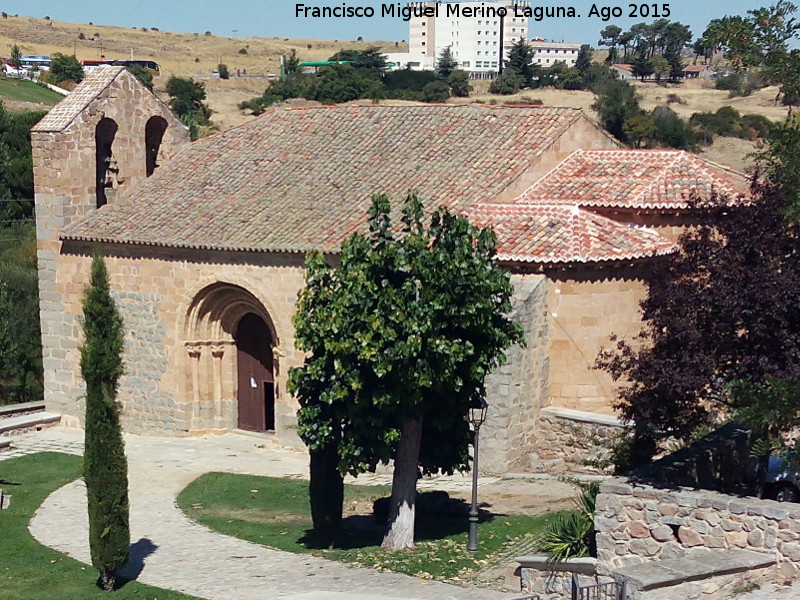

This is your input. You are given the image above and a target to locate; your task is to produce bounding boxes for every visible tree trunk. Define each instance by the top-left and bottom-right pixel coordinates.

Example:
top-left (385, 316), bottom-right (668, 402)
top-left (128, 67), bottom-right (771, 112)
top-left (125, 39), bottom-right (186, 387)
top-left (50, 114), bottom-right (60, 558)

top-left (100, 568), bottom-right (115, 592)
top-left (756, 454), bottom-right (769, 499)
top-left (309, 442), bottom-right (344, 549)
top-left (381, 417), bottom-right (423, 551)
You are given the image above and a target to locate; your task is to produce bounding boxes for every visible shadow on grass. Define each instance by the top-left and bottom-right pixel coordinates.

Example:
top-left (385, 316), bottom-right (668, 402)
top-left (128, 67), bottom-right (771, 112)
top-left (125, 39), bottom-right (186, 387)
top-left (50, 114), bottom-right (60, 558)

top-left (297, 495), bottom-right (500, 550)
top-left (115, 538), bottom-right (159, 588)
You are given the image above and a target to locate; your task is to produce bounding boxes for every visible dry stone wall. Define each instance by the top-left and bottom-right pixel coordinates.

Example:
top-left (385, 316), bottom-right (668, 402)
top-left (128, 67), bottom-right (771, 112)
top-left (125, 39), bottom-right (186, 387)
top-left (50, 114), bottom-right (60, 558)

top-left (533, 407), bottom-right (623, 472)
top-left (596, 479), bottom-right (800, 579)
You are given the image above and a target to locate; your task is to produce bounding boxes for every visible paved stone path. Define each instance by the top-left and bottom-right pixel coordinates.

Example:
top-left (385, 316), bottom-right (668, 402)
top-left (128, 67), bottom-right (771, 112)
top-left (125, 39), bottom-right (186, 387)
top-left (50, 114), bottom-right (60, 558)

top-left (17, 427), bottom-right (523, 600)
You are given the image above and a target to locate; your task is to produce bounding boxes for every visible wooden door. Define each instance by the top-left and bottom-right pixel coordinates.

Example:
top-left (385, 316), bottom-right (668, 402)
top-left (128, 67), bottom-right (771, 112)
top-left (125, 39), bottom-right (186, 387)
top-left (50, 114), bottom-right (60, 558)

top-left (236, 313), bottom-right (275, 432)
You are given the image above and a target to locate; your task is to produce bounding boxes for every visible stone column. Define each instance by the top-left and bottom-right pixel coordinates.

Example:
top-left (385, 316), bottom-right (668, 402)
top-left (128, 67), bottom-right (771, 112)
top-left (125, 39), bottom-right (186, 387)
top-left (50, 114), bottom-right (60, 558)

top-left (187, 343), bottom-right (202, 430)
top-left (211, 343), bottom-right (226, 429)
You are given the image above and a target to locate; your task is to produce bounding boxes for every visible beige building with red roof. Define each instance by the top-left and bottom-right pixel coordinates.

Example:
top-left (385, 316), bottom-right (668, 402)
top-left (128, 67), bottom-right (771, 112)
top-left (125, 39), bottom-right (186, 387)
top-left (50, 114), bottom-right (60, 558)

top-left (33, 68), bottom-right (748, 473)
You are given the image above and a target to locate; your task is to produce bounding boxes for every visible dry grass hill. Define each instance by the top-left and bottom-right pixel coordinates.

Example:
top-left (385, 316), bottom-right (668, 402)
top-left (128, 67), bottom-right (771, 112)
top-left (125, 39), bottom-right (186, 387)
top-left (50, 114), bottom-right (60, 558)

top-left (1, 13), bottom-right (792, 172)
top-left (0, 14), bottom-right (405, 77)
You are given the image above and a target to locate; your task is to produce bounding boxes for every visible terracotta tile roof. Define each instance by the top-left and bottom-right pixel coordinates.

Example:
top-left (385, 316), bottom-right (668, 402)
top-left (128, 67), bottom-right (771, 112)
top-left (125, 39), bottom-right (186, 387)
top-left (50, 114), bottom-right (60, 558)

top-left (682, 64), bottom-right (710, 73)
top-left (32, 66), bottom-right (126, 133)
top-left (62, 104), bottom-right (588, 254)
top-left (612, 64), bottom-right (635, 73)
top-left (465, 203), bottom-right (677, 263)
top-left (517, 149), bottom-right (749, 210)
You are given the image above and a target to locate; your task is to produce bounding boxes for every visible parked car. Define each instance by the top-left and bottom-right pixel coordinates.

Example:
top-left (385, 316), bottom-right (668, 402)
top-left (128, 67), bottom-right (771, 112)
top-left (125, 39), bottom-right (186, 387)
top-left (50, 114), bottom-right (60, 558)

top-left (763, 456), bottom-right (800, 502)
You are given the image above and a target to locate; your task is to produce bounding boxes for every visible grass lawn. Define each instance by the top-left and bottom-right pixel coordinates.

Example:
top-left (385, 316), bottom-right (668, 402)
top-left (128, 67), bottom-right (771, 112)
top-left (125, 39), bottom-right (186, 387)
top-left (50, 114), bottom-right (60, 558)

top-left (0, 78), bottom-right (62, 105)
top-left (178, 472), bottom-right (557, 583)
top-left (0, 452), bottom-right (200, 600)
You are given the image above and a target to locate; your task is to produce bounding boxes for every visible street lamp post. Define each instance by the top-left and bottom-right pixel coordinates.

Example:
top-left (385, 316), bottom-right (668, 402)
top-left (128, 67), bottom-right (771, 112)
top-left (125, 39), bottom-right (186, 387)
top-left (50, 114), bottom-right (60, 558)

top-left (467, 396), bottom-right (488, 553)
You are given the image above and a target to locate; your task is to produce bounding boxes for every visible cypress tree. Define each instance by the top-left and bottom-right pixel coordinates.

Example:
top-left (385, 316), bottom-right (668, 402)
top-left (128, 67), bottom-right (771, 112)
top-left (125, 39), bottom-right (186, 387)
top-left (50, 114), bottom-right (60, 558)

top-left (81, 253), bottom-right (129, 591)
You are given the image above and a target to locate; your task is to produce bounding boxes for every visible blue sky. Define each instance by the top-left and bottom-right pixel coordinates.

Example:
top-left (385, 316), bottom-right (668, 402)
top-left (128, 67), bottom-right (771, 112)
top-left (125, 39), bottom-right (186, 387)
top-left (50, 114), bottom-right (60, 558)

top-left (2, 1), bottom-right (763, 44)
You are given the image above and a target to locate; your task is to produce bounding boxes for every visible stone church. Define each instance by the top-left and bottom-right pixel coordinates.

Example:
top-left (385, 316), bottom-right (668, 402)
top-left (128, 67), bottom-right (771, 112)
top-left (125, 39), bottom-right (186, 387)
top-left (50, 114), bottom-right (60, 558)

top-left (33, 67), bottom-right (748, 473)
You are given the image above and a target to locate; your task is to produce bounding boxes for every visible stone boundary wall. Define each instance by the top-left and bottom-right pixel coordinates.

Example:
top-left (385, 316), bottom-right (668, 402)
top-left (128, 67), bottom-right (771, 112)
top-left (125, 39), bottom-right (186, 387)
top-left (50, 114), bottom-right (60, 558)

top-left (516, 555), bottom-right (612, 599)
top-left (533, 407), bottom-right (623, 472)
top-left (595, 479), bottom-right (800, 579)
top-left (631, 423), bottom-right (752, 491)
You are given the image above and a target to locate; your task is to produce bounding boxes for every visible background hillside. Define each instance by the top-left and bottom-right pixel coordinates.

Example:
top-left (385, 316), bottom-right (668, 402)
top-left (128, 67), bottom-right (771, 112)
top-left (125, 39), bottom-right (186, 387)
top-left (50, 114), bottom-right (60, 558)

top-left (0, 14), bottom-right (405, 77)
top-left (1, 13), bottom-right (793, 171)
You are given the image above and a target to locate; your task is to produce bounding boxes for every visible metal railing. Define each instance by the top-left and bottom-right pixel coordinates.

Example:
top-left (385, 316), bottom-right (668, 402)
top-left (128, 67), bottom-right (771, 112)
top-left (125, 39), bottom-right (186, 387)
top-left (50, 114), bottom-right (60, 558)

top-left (572, 574), bottom-right (627, 600)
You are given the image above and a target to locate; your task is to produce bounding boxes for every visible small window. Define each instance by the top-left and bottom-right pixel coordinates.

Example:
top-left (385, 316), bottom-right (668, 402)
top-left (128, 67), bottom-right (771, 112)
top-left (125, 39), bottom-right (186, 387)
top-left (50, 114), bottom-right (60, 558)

top-left (463, 61), bottom-right (470, 67)
top-left (422, 31), bottom-right (425, 36)
top-left (421, 41), bottom-right (426, 46)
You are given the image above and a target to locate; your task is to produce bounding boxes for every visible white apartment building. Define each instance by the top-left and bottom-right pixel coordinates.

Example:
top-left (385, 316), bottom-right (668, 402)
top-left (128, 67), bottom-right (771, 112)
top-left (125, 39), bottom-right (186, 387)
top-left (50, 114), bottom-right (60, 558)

top-left (529, 39), bottom-right (582, 67)
top-left (386, 0), bottom-right (530, 76)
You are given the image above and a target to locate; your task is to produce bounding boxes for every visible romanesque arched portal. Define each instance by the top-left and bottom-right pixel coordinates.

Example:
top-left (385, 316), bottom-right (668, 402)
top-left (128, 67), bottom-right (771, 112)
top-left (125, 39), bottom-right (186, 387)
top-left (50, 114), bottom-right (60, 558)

top-left (182, 282), bottom-right (279, 433)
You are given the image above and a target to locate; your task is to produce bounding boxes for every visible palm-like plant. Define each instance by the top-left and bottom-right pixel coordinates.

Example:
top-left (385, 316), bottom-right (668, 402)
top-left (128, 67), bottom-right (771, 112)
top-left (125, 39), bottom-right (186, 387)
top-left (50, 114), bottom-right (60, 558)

top-left (538, 481), bottom-right (600, 562)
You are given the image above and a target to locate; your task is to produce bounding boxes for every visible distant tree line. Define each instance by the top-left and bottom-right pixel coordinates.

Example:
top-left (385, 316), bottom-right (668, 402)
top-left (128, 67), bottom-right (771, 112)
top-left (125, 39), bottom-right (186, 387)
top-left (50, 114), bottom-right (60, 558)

top-left (238, 47), bottom-right (472, 115)
top-left (0, 102), bottom-right (45, 405)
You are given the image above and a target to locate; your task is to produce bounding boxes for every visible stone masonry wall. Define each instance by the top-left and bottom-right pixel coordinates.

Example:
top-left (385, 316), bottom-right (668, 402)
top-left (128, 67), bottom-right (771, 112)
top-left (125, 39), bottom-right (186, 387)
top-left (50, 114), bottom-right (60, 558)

top-left (51, 243), bottom-right (308, 442)
top-left (544, 264), bottom-right (650, 416)
top-left (33, 69), bottom-right (189, 432)
top-left (482, 274), bottom-right (549, 474)
top-left (595, 479), bottom-right (800, 580)
top-left (534, 407), bottom-right (623, 472)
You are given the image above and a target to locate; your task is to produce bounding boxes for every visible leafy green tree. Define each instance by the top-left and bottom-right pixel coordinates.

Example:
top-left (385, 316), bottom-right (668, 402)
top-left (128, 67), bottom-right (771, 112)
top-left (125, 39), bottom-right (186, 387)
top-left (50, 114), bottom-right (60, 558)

top-left (289, 193), bottom-right (523, 551)
top-left (125, 64), bottom-right (153, 90)
top-left (419, 79), bottom-right (450, 102)
top-left (81, 253), bottom-right (129, 591)
top-left (599, 25), bottom-right (623, 62)
top-left (307, 63), bottom-right (384, 104)
top-left (217, 63), bottom-right (230, 79)
top-left (582, 62), bottom-right (617, 91)
top-left (165, 76), bottom-right (212, 124)
top-left (436, 46), bottom-right (458, 79)
top-left (50, 53), bottom-right (84, 83)
top-left (505, 38), bottom-right (536, 86)
top-left (446, 69), bottom-right (472, 97)
top-left (631, 54), bottom-right (654, 80)
top-left (9, 44), bottom-right (21, 69)
top-left (623, 113), bottom-right (656, 148)
top-left (283, 49), bottom-right (301, 75)
top-left (597, 183), bottom-right (800, 468)
top-left (650, 106), bottom-right (698, 150)
top-left (0, 106), bottom-right (46, 210)
top-left (490, 67), bottom-right (525, 94)
top-left (651, 55), bottom-right (670, 82)
top-left (754, 115), bottom-right (800, 219)
top-left (329, 47), bottom-right (388, 78)
top-left (0, 223), bottom-right (42, 405)
top-left (591, 79), bottom-right (643, 142)
top-left (575, 44), bottom-right (593, 73)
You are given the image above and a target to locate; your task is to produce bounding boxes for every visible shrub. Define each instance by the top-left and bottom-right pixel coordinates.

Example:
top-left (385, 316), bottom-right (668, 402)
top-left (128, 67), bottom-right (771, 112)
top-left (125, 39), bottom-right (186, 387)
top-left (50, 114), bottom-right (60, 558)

top-left (217, 63), bottom-right (230, 79)
top-left (127, 64), bottom-right (153, 90)
top-left (420, 79), bottom-right (451, 103)
top-left (489, 68), bottom-right (524, 95)
top-left (49, 53), bottom-right (85, 83)
top-left (238, 47), bottom-right (248, 55)
top-left (446, 69), bottom-right (472, 97)
top-left (651, 106), bottom-right (698, 151)
top-left (538, 481), bottom-right (599, 561)
top-left (666, 93), bottom-right (686, 105)
top-left (78, 32), bottom-right (85, 40)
